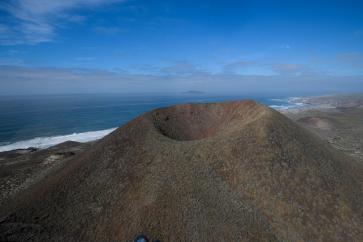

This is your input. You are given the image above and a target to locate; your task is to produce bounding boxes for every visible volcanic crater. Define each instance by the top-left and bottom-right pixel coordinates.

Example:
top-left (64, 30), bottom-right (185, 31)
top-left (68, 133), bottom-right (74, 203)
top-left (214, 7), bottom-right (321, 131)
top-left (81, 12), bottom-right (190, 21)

top-left (150, 100), bottom-right (265, 141)
top-left (0, 100), bottom-right (362, 242)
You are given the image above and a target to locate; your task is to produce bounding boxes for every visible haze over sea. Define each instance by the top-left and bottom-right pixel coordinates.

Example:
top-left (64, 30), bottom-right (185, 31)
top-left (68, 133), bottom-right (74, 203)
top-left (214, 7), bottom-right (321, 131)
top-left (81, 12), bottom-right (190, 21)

top-left (0, 93), bottom-right (305, 152)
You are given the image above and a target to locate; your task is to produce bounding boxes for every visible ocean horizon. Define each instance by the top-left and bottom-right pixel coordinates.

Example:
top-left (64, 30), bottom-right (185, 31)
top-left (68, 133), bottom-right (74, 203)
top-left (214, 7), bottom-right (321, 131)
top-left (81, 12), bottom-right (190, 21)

top-left (0, 93), bottom-right (307, 152)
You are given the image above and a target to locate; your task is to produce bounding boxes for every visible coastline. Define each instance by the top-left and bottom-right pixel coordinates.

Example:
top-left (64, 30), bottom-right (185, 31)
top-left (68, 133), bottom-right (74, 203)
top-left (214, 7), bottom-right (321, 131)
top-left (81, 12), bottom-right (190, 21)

top-left (1, 94), bottom-right (363, 236)
top-left (282, 94), bottom-right (363, 162)
top-left (1, 93), bottom-right (362, 153)
top-left (1, 97), bottom-right (301, 152)
top-left (0, 127), bottom-right (116, 153)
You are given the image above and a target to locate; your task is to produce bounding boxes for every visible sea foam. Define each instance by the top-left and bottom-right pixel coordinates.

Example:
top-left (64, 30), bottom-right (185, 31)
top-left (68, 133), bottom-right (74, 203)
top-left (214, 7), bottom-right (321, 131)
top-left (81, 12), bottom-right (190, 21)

top-left (269, 97), bottom-right (307, 110)
top-left (0, 97), bottom-right (309, 152)
top-left (0, 128), bottom-right (116, 152)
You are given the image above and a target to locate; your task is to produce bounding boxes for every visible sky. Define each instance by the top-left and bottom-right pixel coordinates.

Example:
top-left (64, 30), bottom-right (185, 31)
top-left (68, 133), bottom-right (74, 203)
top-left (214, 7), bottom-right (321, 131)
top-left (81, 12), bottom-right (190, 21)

top-left (0, 0), bottom-right (363, 96)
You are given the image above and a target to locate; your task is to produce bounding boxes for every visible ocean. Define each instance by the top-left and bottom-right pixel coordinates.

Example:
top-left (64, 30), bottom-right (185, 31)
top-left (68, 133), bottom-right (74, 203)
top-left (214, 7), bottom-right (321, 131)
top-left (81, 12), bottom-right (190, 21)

top-left (0, 93), bottom-right (306, 152)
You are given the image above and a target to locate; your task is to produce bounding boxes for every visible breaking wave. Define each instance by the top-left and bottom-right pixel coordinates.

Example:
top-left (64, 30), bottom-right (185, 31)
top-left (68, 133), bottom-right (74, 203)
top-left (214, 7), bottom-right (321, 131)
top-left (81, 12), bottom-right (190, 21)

top-left (0, 128), bottom-right (116, 152)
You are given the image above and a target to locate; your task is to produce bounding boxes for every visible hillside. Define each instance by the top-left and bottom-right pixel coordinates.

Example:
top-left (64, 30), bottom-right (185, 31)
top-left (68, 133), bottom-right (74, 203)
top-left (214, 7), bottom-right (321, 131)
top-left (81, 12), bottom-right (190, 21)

top-left (1, 100), bottom-right (362, 241)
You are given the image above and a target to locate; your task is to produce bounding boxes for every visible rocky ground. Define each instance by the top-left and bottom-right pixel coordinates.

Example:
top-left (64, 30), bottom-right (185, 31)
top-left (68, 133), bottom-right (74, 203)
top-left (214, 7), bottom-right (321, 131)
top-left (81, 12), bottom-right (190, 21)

top-left (0, 95), bottom-right (362, 241)
top-left (283, 94), bottom-right (363, 162)
top-left (0, 141), bottom-right (91, 207)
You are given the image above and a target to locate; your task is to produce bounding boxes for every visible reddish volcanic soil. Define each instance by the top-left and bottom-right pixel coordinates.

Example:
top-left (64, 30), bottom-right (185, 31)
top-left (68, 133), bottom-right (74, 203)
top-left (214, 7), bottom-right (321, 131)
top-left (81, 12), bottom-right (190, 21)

top-left (0, 100), bottom-right (362, 241)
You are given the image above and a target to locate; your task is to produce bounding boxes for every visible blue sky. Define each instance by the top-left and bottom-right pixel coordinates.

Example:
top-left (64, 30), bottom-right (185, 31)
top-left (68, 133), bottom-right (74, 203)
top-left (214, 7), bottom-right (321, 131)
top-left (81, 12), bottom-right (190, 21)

top-left (0, 0), bottom-right (363, 95)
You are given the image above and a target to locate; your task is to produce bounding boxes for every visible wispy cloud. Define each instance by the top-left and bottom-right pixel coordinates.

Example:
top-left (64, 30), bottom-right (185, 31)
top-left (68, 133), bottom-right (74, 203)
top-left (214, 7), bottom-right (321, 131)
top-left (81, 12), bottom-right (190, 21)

top-left (221, 60), bottom-right (306, 75)
top-left (337, 52), bottom-right (363, 67)
top-left (271, 63), bottom-right (307, 75)
top-left (0, 0), bottom-right (125, 45)
top-left (0, 57), bottom-right (23, 65)
top-left (1, 65), bottom-right (363, 95)
top-left (222, 60), bottom-right (254, 73)
top-left (160, 61), bottom-right (205, 76)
